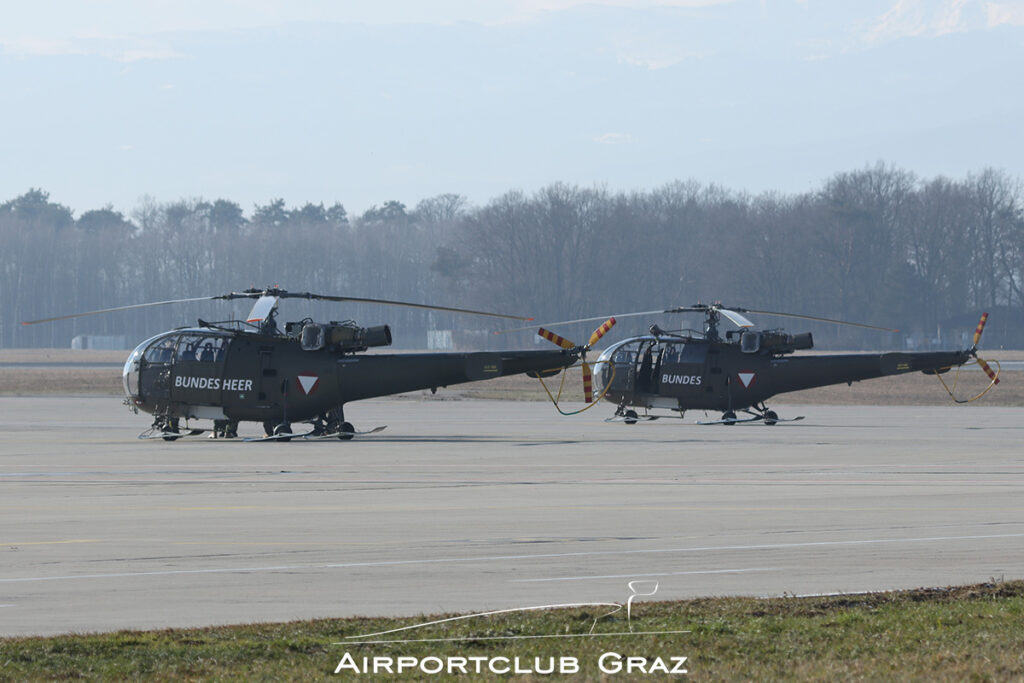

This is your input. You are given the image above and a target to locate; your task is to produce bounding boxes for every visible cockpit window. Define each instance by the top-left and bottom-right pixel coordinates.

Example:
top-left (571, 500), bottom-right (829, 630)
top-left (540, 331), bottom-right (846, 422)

top-left (612, 348), bottom-right (637, 364)
top-left (177, 334), bottom-right (227, 362)
top-left (198, 336), bottom-right (227, 362)
top-left (143, 336), bottom-right (176, 364)
top-left (177, 335), bottom-right (201, 361)
top-left (677, 344), bottom-right (707, 364)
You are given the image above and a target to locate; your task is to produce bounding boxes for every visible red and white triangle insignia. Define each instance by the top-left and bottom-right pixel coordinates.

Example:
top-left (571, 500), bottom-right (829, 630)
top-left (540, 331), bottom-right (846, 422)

top-left (737, 372), bottom-right (756, 389)
top-left (297, 375), bottom-right (319, 395)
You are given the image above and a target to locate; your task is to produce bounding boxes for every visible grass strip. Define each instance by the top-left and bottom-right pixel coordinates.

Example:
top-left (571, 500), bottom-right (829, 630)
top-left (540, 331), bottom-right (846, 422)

top-left (2, 581), bottom-right (1023, 680)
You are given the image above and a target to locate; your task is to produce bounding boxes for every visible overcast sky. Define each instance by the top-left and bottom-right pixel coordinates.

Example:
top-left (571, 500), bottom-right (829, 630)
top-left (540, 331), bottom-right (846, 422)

top-left (2, 0), bottom-right (1023, 218)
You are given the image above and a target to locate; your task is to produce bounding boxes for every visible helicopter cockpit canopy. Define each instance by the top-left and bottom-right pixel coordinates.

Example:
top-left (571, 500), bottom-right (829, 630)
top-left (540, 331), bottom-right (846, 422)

top-left (123, 329), bottom-right (232, 398)
top-left (176, 333), bottom-right (228, 362)
top-left (133, 330), bottom-right (229, 365)
top-left (593, 336), bottom-right (709, 397)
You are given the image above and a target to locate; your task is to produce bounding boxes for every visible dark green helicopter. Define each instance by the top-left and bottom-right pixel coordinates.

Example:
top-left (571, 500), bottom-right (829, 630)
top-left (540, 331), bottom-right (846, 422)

top-left (22, 287), bottom-right (583, 440)
top-left (521, 304), bottom-right (1000, 425)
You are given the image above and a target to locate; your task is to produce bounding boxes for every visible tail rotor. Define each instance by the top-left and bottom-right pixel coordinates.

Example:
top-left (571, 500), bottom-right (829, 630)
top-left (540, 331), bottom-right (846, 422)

top-left (935, 312), bottom-right (1001, 403)
top-left (971, 312), bottom-right (1000, 387)
top-left (536, 317), bottom-right (616, 412)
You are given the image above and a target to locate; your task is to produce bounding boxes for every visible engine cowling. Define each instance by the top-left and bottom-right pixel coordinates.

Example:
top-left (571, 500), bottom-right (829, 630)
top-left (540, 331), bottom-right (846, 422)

top-left (300, 322), bottom-right (393, 352)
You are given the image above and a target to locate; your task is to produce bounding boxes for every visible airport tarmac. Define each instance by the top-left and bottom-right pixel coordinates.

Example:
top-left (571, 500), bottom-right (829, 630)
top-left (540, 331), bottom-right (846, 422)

top-left (1, 396), bottom-right (1023, 637)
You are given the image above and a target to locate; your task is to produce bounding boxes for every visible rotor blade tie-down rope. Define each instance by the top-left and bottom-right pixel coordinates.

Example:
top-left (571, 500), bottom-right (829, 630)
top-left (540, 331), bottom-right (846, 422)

top-left (933, 358), bottom-right (1001, 404)
top-left (536, 362), bottom-right (617, 416)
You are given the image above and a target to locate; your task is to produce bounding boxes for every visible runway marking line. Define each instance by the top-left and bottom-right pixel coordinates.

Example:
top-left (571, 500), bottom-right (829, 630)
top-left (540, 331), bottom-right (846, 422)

top-left (2, 532), bottom-right (1023, 585)
top-left (341, 630), bottom-right (694, 645)
top-left (1, 539), bottom-right (98, 546)
top-left (514, 567), bottom-right (783, 583)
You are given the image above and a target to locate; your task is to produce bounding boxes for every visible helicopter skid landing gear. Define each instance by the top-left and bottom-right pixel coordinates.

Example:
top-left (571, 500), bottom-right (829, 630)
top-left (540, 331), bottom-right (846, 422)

top-left (749, 402), bottom-right (804, 425)
top-left (137, 415), bottom-right (181, 440)
top-left (320, 407), bottom-right (355, 440)
top-left (608, 406), bottom-right (642, 424)
top-left (245, 422), bottom-right (297, 442)
top-left (698, 404), bottom-right (804, 425)
top-left (302, 424), bottom-right (387, 440)
top-left (299, 408), bottom-right (387, 440)
top-left (606, 404), bottom-right (677, 424)
top-left (137, 416), bottom-right (206, 440)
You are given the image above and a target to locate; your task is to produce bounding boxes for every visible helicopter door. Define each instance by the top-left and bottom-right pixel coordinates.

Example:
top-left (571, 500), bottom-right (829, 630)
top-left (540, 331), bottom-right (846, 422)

top-left (635, 341), bottom-right (660, 394)
top-left (170, 334), bottom-right (228, 406)
top-left (657, 342), bottom-right (708, 398)
top-left (605, 345), bottom-right (637, 393)
top-left (256, 346), bottom-right (280, 405)
top-left (138, 334), bottom-right (177, 404)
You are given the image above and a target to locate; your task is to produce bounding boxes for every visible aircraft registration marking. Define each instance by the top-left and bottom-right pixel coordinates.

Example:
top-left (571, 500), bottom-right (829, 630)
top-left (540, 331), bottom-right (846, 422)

top-left (661, 374), bottom-right (702, 386)
top-left (174, 376), bottom-right (253, 391)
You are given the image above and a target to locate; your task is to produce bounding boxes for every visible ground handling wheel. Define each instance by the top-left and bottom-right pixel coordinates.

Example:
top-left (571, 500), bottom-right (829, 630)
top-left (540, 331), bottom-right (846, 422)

top-left (273, 423), bottom-right (293, 442)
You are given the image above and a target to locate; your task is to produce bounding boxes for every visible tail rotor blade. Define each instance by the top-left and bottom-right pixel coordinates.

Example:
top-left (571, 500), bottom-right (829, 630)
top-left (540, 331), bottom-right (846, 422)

top-left (977, 356), bottom-right (1000, 385)
top-left (587, 317), bottom-right (617, 348)
top-left (581, 361), bottom-right (593, 403)
top-left (538, 327), bottom-right (577, 350)
top-left (973, 312), bottom-right (990, 347)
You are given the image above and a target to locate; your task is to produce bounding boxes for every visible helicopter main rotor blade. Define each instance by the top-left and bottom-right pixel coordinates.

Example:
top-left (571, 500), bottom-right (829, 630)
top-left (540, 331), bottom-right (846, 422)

top-left (23, 288), bottom-right (532, 325)
top-left (734, 308), bottom-right (899, 332)
top-left (279, 292), bottom-right (532, 321)
top-left (504, 303), bottom-right (898, 335)
top-left (20, 296), bottom-right (224, 325)
top-left (499, 309), bottom-right (666, 334)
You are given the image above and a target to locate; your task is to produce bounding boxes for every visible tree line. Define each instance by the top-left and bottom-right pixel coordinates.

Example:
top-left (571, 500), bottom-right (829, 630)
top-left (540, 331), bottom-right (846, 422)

top-left (2, 163), bottom-right (1021, 351)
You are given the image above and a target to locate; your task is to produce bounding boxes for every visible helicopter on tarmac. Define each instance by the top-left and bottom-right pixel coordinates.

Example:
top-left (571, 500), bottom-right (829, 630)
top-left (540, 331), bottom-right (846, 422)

top-left (22, 287), bottom-right (586, 441)
top-left (522, 303), bottom-right (1000, 425)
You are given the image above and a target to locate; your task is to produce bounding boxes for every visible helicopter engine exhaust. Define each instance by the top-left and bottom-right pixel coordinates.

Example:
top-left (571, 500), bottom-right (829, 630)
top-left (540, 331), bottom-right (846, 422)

top-left (360, 325), bottom-right (393, 348)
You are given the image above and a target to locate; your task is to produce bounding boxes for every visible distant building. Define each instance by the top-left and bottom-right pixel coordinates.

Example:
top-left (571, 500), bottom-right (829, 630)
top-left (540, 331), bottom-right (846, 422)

top-left (71, 335), bottom-right (127, 350)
